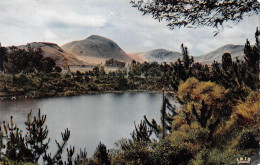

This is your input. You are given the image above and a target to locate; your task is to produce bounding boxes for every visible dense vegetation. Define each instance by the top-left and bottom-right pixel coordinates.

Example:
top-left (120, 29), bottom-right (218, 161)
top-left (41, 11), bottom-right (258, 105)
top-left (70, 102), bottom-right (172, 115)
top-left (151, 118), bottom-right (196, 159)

top-left (0, 29), bottom-right (259, 164)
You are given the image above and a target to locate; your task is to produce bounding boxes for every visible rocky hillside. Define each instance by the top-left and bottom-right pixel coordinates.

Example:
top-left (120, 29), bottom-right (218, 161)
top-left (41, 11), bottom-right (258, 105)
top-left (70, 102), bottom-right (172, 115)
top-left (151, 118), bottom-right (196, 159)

top-left (129, 49), bottom-right (182, 63)
top-left (62, 35), bottom-right (133, 65)
top-left (195, 44), bottom-right (244, 64)
top-left (16, 42), bottom-right (85, 66)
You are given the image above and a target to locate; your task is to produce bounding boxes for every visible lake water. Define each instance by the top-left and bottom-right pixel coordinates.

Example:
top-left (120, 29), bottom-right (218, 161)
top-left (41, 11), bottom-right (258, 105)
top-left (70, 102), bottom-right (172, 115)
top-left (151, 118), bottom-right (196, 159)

top-left (0, 92), bottom-right (163, 158)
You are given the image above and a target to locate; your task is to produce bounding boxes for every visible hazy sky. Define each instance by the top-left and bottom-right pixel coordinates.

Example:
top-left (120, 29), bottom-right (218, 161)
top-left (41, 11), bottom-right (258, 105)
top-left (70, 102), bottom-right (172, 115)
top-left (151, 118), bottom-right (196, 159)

top-left (0, 0), bottom-right (259, 56)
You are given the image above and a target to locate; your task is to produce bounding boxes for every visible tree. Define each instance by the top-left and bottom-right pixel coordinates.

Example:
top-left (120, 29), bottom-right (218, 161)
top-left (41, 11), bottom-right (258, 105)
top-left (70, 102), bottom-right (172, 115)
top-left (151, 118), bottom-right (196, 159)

top-left (40, 57), bottom-right (56, 73)
top-left (131, 120), bottom-right (152, 142)
top-left (222, 53), bottom-right (232, 71)
top-left (170, 44), bottom-right (194, 92)
top-left (1, 45), bottom-right (56, 74)
top-left (0, 110), bottom-right (73, 164)
top-left (243, 28), bottom-right (260, 90)
top-left (93, 142), bottom-right (110, 165)
top-left (93, 66), bottom-right (100, 77)
top-left (211, 29), bottom-right (260, 100)
top-left (0, 43), bottom-right (7, 71)
top-left (175, 78), bottom-right (230, 140)
top-left (131, 0), bottom-right (260, 32)
top-left (25, 110), bottom-right (49, 163)
top-left (144, 90), bottom-right (178, 139)
top-left (3, 116), bottom-right (34, 162)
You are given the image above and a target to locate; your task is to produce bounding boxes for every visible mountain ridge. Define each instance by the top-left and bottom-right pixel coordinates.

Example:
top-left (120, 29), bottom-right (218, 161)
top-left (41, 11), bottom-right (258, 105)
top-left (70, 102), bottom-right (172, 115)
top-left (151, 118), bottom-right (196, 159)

top-left (195, 44), bottom-right (244, 64)
top-left (5, 35), bottom-right (245, 66)
top-left (128, 48), bottom-right (182, 63)
top-left (11, 42), bottom-right (86, 66)
top-left (62, 35), bottom-right (133, 65)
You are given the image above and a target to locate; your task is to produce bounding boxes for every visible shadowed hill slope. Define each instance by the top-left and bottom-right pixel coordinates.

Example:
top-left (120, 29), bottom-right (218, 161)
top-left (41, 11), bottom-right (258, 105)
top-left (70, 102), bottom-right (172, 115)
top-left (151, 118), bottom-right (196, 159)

top-left (17, 42), bottom-right (86, 66)
top-left (62, 35), bottom-right (133, 65)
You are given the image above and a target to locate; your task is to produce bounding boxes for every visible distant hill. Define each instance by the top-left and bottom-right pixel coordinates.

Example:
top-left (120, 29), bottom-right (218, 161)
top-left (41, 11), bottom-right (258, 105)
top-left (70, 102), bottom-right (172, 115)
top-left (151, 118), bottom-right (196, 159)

top-left (195, 44), bottom-right (244, 64)
top-left (129, 45), bottom-right (245, 65)
top-left (9, 40), bottom-right (245, 67)
top-left (62, 35), bottom-right (133, 65)
top-left (16, 42), bottom-right (85, 66)
top-left (128, 49), bottom-right (182, 63)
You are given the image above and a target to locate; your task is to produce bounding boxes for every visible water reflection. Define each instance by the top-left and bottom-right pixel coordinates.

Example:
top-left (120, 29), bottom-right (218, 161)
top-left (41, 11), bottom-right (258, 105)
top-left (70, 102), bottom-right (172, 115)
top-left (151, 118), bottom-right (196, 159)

top-left (0, 93), bottom-right (162, 157)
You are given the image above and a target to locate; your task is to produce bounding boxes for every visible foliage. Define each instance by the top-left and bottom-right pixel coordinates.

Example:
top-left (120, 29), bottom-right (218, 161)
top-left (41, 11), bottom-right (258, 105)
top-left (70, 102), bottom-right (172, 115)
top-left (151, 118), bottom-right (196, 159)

top-left (0, 158), bottom-right (37, 165)
top-left (144, 91), bottom-right (178, 139)
top-left (191, 148), bottom-right (240, 165)
top-left (25, 110), bottom-right (49, 162)
top-left (1, 45), bottom-right (56, 74)
top-left (130, 0), bottom-right (260, 32)
top-left (169, 44), bottom-right (194, 92)
top-left (93, 142), bottom-right (110, 165)
top-left (0, 110), bottom-right (74, 165)
top-left (232, 91), bottom-right (260, 128)
top-left (131, 120), bottom-right (152, 142)
top-left (74, 149), bottom-right (88, 165)
top-left (2, 116), bottom-right (34, 162)
top-left (170, 122), bottom-right (208, 163)
top-left (0, 43), bottom-right (7, 71)
top-left (211, 28), bottom-right (259, 100)
top-left (112, 139), bottom-right (152, 165)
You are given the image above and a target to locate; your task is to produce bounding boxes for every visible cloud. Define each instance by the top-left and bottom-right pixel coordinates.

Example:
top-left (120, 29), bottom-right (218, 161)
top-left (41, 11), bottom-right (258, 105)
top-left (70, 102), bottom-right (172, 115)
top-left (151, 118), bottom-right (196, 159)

top-left (45, 30), bottom-right (57, 40)
top-left (141, 40), bottom-right (156, 48)
top-left (0, 0), bottom-right (259, 56)
top-left (52, 12), bottom-right (107, 28)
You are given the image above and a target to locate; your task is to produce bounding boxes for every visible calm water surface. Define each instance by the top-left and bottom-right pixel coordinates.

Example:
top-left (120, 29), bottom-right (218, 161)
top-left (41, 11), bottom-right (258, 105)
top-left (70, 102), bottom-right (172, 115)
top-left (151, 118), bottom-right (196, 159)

top-left (0, 92), bottom-right (162, 157)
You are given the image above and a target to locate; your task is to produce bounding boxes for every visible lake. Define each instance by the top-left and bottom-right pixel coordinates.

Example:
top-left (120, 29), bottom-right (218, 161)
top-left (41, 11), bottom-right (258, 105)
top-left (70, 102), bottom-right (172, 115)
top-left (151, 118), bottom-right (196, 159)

top-left (0, 92), bottom-right (163, 158)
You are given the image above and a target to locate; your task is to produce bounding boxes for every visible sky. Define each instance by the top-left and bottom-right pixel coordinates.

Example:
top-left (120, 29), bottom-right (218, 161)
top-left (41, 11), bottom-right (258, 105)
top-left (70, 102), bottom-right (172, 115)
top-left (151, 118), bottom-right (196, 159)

top-left (0, 0), bottom-right (259, 56)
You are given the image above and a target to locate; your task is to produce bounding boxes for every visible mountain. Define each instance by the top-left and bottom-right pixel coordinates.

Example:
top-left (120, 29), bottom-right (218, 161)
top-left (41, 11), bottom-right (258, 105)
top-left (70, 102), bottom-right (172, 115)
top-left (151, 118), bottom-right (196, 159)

top-left (62, 35), bottom-right (133, 65)
top-left (10, 40), bottom-right (245, 67)
top-left (129, 44), bottom-right (244, 65)
top-left (16, 42), bottom-right (85, 66)
top-left (195, 44), bottom-right (244, 64)
top-left (128, 49), bottom-right (182, 63)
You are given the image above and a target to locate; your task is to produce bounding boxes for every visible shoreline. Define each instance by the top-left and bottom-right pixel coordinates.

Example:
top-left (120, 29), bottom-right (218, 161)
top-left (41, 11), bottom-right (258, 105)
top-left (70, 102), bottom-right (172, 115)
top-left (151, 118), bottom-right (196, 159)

top-left (0, 89), bottom-right (162, 101)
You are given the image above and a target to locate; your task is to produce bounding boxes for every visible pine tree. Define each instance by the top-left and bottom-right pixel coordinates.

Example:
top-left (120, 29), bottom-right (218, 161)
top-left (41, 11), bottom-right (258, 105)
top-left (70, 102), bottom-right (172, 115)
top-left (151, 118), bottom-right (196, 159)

top-left (66, 146), bottom-right (75, 165)
top-left (74, 148), bottom-right (88, 164)
top-left (43, 128), bottom-right (71, 164)
top-left (131, 120), bottom-right (152, 142)
top-left (211, 29), bottom-right (260, 102)
top-left (93, 142), bottom-right (110, 165)
top-left (243, 27), bottom-right (260, 90)
top-left (25, 109), bottom-right (49, 163)
top-left (3, 116), bottom-right (34, 162)
top-left (170, 44), bottom-right (194, 92)
top-left (0, 110), bottom-right (73, 164)
top-left (144, 91), bottom-right (178, 139)
top-left (222, 53), bottom-right (233, 71)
